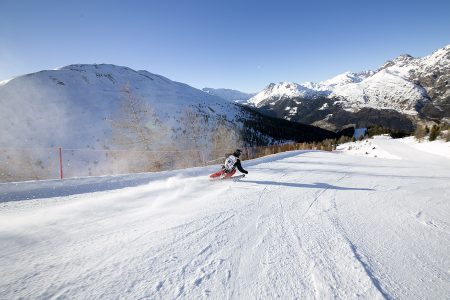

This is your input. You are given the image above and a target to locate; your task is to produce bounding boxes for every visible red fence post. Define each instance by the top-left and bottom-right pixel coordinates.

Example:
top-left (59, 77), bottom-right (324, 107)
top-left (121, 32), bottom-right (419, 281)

top-left (59, 147), bottom-right (63, 180)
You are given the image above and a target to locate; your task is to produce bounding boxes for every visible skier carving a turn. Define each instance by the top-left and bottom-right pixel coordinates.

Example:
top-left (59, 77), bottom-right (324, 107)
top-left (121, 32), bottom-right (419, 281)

top-left (209, 149), bottom-right (248, 180)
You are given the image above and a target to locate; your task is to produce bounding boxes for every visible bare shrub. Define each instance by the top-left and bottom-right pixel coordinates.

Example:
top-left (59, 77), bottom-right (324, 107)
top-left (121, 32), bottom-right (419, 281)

top-left (110, 85), bottom-right (171, 173)
top-left (414, 125), bottom-right (427, 142)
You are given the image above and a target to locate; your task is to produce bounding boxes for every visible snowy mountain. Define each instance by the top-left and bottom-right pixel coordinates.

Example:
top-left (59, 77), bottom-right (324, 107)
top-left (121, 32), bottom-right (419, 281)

top-left (330, 68), bottom-right (428, 114)
top-left (303, 70), bottom-right (374, 91)
top-left (247, 82), bottom-right (329, 107)
top-left (378, 45), bottom-right (450, 119)
top-left (246, 45), bottom-right (450, 130)
top-left (202, 87), bottom-right (255, 103)
top-left (0, 64), bottom-right (342, 181)
top-left (0, 64), bottom-right (238, 149)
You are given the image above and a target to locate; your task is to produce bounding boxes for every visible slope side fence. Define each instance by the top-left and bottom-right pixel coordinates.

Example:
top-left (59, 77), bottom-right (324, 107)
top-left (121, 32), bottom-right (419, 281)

top-left (0, 142), bottom-right (335, 183)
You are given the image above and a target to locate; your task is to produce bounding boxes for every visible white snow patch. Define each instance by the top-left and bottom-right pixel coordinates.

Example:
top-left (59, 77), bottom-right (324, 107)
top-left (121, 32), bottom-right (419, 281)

top-left (398, 136), bottom-right (450, 160)
top-left (337, 135), bottom-right (450, 161)
top-left (318, 103), bottom-right (329, 110)
top-left (0, 78), bottom-right (13, 86)
top-left (337, 135), bottom-right (402, 159)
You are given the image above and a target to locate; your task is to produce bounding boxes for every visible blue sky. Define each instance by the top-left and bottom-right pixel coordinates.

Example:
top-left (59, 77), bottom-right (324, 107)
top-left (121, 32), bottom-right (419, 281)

top-left (1, 0), bottom-right (449, 92)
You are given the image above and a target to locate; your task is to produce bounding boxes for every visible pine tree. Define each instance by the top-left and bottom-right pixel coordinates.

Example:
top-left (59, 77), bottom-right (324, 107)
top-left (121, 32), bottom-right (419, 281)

top-left (429, 125), bottom-right (440, 141)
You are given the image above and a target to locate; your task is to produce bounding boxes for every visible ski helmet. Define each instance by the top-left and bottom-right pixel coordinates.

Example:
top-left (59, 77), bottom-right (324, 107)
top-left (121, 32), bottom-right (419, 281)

top-left (233, 149), bottom-right (242, 157)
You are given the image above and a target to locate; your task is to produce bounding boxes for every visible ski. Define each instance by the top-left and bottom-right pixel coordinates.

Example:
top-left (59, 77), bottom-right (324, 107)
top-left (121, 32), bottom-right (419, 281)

top-left (220, 174), bottom-right (246, 181)
top-left (229, 174), bottom-right (246, 181)
top-left (209, 174), bottom-right (246, 181)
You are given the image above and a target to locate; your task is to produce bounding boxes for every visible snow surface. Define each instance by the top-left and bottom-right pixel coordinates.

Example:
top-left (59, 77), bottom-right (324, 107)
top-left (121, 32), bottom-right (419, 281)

top-left (398, 136), bottom-right (450, 160)
top-left (1, 139), bottom-right (449, 299)
top-left (337, 136), bottom-right (402, 159)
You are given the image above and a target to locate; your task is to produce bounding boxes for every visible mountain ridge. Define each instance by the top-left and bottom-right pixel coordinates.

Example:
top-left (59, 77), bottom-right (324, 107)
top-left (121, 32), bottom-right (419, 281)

top-left (202, 87), bottom-right (255, 104)
top-left (244, 44), bottom-right (449, 130)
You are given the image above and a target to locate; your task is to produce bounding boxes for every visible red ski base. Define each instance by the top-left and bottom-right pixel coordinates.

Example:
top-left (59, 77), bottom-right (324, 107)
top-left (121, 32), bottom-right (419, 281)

top-left (209, 169), bottom-right (236, 179)
top-left (209, 174), bottom-right (245, 181)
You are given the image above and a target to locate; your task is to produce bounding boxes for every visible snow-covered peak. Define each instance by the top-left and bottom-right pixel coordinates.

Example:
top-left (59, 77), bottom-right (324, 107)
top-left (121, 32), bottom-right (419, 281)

top-left (417, 44), bottom-right (450, 70)
top-left (248, 68), bottom-right (375, 108)
top-left (379, 45), bottom-right (450, 77)
top-left (302, 71), bottom-right (375, 92)
top-left (320, 71), bottom-right (374, 87)
top-left (247, 82), bottom-right (327, 107)
top-left (380, 54), bottom-right (415, 69)
top-left (327, 46), bottom-right (449, 115)
top-left (301, 81), bottom-right (322, 90)
top-left (248, 70), bottom-right (379, 108)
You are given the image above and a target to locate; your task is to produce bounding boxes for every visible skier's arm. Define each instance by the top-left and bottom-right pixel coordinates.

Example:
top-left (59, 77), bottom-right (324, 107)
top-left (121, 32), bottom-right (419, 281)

top-left (234, 159), bottom-right (248, 174)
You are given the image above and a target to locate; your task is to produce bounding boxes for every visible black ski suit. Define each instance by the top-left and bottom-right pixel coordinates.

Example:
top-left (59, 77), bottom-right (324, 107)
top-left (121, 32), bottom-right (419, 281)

top-left (230, 158), bottom-right (247, 173)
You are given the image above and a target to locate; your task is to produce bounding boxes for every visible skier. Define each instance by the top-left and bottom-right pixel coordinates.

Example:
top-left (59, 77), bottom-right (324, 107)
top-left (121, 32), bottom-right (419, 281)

top-left (209, 149), bottom-right (248, 179)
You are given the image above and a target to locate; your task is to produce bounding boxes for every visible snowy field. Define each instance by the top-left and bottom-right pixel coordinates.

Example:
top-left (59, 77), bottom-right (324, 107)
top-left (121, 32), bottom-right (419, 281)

top-left (1, 137), bottom-right (449, 299)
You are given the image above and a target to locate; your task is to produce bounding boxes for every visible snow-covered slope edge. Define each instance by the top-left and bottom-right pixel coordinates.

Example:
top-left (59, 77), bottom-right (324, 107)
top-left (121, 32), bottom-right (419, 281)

top-left (337, 135), bottom-right (450, 160)
top-left (0, 150), bottom-right (302, 202)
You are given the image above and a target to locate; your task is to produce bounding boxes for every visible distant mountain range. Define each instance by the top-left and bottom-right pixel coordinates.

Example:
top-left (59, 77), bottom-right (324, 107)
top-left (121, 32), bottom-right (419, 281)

top-left (202, 87), bottom-right (255, 104)
top-left (239, 45), bottom-right (450, 131)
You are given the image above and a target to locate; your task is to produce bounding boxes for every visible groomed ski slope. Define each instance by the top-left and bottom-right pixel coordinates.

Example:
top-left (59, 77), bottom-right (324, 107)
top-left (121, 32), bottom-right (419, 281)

top-left (1, 137), bottom-right (450, 299)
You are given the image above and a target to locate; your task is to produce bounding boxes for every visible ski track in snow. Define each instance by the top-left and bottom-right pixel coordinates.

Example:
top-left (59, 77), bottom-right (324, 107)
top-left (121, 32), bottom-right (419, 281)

top-left (1, 142), bottom-right (450, 299)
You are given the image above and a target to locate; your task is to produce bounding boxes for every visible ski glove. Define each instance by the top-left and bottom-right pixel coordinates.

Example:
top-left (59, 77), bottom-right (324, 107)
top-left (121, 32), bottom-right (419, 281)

top-left (243, 170), bottom-right (248, 174)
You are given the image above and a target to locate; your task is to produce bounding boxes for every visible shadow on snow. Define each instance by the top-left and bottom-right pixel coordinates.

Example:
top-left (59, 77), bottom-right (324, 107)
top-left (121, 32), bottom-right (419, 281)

top-left (242, 180), bottom-right (374, 191)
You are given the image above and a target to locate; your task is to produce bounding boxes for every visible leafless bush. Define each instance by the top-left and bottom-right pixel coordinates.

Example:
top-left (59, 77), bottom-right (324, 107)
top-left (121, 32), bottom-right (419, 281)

top-left (109, 85), bottom-right (171, 172)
